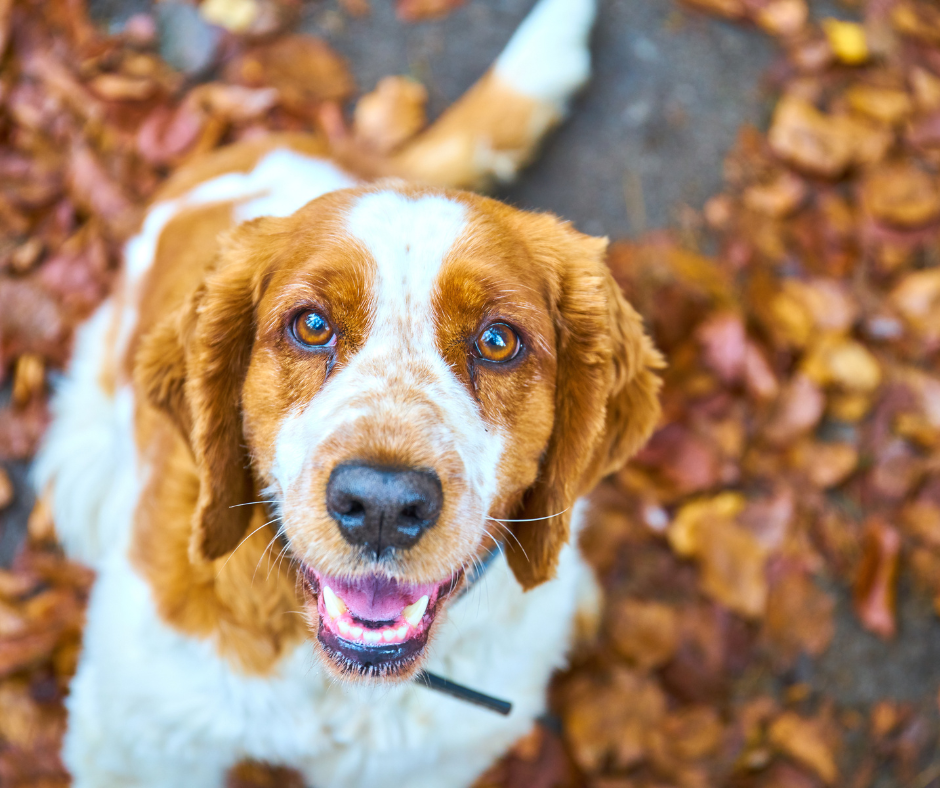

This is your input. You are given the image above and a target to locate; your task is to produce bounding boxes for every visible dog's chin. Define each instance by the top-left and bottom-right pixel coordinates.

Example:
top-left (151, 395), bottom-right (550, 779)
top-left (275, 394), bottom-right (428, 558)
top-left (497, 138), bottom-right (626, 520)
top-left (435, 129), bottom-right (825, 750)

top-left (301, 565), bottom-right (459, 681)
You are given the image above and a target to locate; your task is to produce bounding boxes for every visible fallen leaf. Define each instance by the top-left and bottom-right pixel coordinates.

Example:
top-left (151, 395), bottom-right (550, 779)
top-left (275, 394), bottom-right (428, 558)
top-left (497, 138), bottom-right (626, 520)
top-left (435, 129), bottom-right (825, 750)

top-left (396, 0), bottom-right (467, 22)
top-left (0, 468), bottom-right (12, 510)
top-left (562, 668), bottom-right (667, 771)
top-left (762, 560), bottom-right (835, 666)
top-left (200, 0), bottom-right (260, 33)
top-left (354, 76), bottom-right (428, 154)
top-left (853, 519), bottom-right (901, 639)
top-left (822, 18), bottom-right (869, 64)
top-left (862, 162), bottom-right (940, 228)
top-left (697, 516), bottom-right (769, 619)
top-left (764, 374), bottom-right (826, 445)
top-left (768, 711), bottom-right (840, 784)
top-left (226, 35), bottom-right (354, 112)
top-left (608, 598), bottom-right (679, 670)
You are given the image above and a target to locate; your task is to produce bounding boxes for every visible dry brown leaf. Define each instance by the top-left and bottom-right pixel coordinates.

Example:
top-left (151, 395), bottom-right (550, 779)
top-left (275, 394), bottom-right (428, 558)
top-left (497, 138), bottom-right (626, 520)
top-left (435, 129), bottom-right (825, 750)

top-left (744, 171), bottom-right (807, 217)
top-left (853, 519), bottom-right (901, 639)
top-left (762, 561), bottom-right (834, 665)
top-left (354, 76), bottom-right (428, 154)
top-left (396, 0), bottom-right (467, 22)
top-left (862, 162), bottom-right (940, 228)
top-left (890, 268), bottom-right (940, 341)
top-left (226, 35), bottom-right (354, 111)
top-left (753, 0), bottom-right (808, 37)
top-left (789, 440), bottom-right (858, 488)
top-left (845, 84), bottom-right (912, 125)
top-left (563, 668), bottom-right (667, 772)
top-left (768, 711), bottom-right (839, 784)
top-left (764, 374), bottom-right (826, 445)
top-left (669, 492), bottom-right (746, 557)
top-left (697, 516), bottom-right (769, 619)
top-left (682, 0), bottom-right (745, 18)
top-left (609, 599), bottom-right (679, 670)
top-left (11, 354), bottom-right (44, 407)
top-left (696, 311), bottom-right (746, 383)
top-left (801, 336), bottom-right (881, 393)
top-left (769, 95), bottom-right (890, 177)
top-left (0, 467), bottom-right (13, 510)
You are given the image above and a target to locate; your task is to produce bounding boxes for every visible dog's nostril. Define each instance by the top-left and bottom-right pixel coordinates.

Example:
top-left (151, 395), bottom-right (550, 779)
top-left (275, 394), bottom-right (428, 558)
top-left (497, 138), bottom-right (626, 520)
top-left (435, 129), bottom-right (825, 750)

top-left (326, 464), bottom-right (443, 557)
top-left (343, 500), bottom-right (366, 517)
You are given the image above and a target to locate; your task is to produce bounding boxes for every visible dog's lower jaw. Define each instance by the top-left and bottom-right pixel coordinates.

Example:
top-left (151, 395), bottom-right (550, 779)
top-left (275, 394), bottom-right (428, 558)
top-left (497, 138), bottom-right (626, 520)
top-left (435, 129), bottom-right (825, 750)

top-left (302, 568), bottom-right (460, 682)
top-left (316, 622), bottom-right (431, 681)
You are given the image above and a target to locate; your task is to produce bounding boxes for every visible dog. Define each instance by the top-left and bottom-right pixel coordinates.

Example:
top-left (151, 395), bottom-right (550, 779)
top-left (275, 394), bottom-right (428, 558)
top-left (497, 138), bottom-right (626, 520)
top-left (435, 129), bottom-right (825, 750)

top-left (34, 0), bottom-right (663, 785)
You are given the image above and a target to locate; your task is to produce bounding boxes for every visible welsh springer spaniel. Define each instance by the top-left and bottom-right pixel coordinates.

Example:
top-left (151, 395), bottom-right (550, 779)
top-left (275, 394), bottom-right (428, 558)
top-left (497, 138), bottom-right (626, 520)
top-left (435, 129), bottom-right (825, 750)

top-left (34, 0), bottom-right (663, 785)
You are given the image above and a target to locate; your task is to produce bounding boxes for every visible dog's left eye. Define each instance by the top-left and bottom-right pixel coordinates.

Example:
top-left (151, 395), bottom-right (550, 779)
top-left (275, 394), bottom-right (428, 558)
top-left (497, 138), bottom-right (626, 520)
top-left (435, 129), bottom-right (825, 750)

top-left (293, 310), bottom-right (335, 347)
top-left (474, 323), bottom-right (521, 363)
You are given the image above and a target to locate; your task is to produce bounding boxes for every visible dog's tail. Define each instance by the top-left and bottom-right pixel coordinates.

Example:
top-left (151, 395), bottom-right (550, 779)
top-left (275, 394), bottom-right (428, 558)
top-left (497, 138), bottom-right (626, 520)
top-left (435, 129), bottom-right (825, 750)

top-left (388, 0), bottom-right (597, 190)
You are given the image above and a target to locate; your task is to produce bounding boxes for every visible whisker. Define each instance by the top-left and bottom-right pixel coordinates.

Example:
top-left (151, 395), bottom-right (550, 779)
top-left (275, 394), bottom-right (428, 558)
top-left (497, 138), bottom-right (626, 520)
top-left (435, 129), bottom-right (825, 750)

top-left (487, 507), bottom-right (570, 524)
top-left (228, 499), bottom-right (282, 509)
top-left (252, 522), bottom-right (286, 585)
top-left (488, 520), bottom-right (529, 561)
top-left (216, 516), bottom-right (283, 579)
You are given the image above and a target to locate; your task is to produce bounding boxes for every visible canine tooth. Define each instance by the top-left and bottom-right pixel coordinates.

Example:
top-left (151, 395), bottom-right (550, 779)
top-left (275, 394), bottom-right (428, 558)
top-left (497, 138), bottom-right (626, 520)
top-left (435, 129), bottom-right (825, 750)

top-left (364, 630), bottom-right (382, 644)
top-left (402, 595), bottom-right (429, 627)
top-left (322, 586), bottom-right (347, 619)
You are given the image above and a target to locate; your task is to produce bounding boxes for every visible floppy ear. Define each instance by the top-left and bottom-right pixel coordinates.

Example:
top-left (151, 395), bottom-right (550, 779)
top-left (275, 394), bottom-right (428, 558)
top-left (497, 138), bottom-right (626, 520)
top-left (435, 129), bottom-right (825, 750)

top-left (505, 220), bottom-right (664, 590)
top-left (135, 219), bottom-right (279, 563)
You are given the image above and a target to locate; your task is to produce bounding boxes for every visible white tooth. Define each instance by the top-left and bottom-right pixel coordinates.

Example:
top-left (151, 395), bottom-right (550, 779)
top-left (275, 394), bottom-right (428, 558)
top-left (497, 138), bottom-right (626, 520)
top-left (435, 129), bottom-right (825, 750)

top-left (350, 625), bottom-right (363, 638)
top-left (338, 619), bottom-right (351, 635)
top-left (383, 629), bottom-right (396, 642)
top-left (396, 625), bottom-right (408, 639)
top-left (402, 595), bottom-right (429, 627)
top-left (322, 585), bottom-right (347, 619)
top-left (364, 630), bottom-right (382, 644)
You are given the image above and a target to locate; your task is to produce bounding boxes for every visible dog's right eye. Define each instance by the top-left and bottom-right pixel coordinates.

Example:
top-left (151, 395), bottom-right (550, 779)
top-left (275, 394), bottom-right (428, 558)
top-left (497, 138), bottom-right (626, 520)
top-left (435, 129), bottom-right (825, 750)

top-left (292, 310), bottom-right (335, 347)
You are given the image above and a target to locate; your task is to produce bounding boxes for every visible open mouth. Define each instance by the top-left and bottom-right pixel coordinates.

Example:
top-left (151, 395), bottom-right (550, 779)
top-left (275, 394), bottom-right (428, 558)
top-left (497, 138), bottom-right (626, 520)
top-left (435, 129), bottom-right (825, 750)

top-left (302, 566), bottom-right (459, 678)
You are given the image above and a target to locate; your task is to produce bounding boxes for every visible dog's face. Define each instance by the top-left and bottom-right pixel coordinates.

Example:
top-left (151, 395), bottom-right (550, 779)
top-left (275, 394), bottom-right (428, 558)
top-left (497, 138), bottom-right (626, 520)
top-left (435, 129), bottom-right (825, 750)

top-left (137, 184), bottom-right (662, 681)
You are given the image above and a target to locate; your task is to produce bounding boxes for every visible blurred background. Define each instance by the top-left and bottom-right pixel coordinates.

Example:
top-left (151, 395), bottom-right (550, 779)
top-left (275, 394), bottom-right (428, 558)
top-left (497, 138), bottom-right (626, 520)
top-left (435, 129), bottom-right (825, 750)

top-left (3, 0), bottom-right (940, 786)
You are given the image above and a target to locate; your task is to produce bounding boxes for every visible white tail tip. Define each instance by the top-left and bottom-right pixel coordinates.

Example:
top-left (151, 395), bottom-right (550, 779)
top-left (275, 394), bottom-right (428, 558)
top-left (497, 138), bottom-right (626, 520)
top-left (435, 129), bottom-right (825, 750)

top-left (494, 0), bottom-right (597, 113)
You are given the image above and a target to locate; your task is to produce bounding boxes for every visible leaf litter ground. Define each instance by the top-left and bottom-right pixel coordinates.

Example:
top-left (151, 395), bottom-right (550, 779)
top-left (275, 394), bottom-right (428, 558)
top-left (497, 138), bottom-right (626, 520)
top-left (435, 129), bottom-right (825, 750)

top-left (3, 0), bottom-right (940, 785)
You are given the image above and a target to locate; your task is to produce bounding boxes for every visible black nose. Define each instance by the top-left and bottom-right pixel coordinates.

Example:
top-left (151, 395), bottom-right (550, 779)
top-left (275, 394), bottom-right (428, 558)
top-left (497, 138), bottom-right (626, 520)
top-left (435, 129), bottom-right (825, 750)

top-left (326, 464), bottom-right (443, 558)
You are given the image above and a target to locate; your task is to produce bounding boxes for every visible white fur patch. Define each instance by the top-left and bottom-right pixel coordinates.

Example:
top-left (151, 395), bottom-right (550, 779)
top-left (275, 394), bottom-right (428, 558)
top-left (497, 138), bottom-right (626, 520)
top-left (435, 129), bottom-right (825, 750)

top-left (494, 0), bottom-right (596, 112)
top-left (346, 191), bottom-right (467, 316)
top-left (32, 303), bottom-right (141, 569)
top-left (65, 519), bottom-right (593, 787)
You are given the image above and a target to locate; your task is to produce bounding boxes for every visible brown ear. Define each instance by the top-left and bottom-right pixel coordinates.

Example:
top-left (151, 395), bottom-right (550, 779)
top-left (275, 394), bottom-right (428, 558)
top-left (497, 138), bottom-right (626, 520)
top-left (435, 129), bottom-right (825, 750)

top-left (505, 220), bottom-right (664, 590)
top-left (134, 220), bottom-right (278, 563)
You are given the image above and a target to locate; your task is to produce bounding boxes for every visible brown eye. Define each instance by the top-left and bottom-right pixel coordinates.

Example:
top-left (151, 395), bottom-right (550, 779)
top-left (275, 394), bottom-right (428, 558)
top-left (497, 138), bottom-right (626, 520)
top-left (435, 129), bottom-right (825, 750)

top-left (293, 310), bottom-right (335, 347)
top-left (475, 323), bottom-right (520, 363)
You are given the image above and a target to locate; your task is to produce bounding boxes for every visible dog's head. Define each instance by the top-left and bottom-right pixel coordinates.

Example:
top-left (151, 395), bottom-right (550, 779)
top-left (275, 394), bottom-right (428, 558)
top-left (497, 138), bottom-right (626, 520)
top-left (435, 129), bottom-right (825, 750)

top-left (137, 183), bottom-right (662, 680)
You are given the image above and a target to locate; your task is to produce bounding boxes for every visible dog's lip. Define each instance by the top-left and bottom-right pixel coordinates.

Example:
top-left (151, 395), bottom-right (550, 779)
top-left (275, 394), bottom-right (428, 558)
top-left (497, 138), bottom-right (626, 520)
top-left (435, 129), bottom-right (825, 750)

top-left (300, 565), bottom-right (461, 677)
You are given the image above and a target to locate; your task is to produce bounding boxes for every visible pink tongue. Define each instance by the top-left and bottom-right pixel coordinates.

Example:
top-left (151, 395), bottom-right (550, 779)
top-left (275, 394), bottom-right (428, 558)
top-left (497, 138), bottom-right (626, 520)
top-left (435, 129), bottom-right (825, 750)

top-left (323, 573), bottom-right (439, 622)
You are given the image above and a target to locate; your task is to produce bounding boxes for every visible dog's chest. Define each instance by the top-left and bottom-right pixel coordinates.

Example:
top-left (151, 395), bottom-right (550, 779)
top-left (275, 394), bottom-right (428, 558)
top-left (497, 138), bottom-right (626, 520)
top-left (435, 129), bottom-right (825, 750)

top-left (80, 533), bottom-right (588, 787)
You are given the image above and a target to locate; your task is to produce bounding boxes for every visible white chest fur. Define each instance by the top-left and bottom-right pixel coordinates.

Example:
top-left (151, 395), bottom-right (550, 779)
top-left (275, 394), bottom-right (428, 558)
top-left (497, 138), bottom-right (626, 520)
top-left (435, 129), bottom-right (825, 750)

top-left (66, 522), bottom-right (590, 787)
